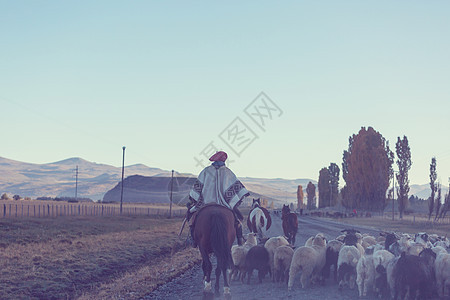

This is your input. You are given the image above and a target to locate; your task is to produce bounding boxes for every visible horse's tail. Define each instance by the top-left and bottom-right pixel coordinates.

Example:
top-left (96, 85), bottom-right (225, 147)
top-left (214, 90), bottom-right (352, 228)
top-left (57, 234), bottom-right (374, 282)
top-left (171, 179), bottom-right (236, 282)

top-left (210, 213), bottom-right (232, 269)
top-left (289, 214), bottom-right (298, 234)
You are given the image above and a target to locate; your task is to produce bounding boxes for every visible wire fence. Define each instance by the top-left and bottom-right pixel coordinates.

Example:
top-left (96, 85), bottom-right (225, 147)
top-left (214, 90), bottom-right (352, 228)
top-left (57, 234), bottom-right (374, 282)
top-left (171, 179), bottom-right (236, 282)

top-left (382, 213), bottom-right (450, 224)
top-left (1, 202), bottom-right (186, 219)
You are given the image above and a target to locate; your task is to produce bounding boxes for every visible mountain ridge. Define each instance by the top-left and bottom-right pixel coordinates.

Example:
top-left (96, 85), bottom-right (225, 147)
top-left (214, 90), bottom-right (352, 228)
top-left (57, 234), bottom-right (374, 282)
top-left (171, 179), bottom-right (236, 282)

top-left (0, 156), bottom-right (445, 204)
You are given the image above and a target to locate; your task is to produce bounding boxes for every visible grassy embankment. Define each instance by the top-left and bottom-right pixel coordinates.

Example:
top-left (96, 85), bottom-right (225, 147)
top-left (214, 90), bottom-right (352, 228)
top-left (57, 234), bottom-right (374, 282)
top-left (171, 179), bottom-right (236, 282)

top-left (0, 214), bottom-right (200, 300)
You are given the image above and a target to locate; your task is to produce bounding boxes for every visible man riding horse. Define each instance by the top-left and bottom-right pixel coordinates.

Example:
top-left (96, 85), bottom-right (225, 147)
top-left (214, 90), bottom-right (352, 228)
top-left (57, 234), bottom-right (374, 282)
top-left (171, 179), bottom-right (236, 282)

top-left (187, 151), bottom-right (249, 247)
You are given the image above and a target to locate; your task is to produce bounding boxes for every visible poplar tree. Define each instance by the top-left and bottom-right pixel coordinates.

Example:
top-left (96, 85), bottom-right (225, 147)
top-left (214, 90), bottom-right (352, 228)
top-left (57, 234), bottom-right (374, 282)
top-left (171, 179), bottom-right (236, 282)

top-left (428, 157), bottom-right (437, 221)
top-left (395, 136), bottom-right (412, 219)
top-left (306, 181), bottom-right (316, 210)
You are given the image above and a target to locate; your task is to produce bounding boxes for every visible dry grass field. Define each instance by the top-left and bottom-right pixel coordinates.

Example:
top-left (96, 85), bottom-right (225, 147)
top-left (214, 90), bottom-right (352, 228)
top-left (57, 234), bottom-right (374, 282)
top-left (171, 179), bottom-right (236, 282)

top-left (0, 214), bottom-right (200, 300)
top-left (0, 199), bottom-right (186, 218)
top-left (335, 215), bottom-right (450, 237)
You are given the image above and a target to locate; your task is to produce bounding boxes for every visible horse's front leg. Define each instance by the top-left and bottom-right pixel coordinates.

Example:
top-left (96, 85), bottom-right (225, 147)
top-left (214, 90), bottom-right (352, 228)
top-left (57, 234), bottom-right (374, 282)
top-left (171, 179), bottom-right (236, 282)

top-left (214, 266), bottom-right (221, 297)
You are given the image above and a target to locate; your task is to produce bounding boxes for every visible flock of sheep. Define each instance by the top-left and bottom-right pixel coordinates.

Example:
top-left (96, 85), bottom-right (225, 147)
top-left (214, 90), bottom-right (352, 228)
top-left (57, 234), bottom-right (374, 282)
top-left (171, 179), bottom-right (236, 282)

top-left (230, 229), bottom-right (450, 299)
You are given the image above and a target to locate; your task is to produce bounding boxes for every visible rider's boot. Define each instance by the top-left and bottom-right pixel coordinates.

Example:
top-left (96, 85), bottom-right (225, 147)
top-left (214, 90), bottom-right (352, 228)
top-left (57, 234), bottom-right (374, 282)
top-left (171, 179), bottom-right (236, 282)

top-left (187, 224), bottom-right (197, 248)
top-left (235, 221), bottom-right (244, 246)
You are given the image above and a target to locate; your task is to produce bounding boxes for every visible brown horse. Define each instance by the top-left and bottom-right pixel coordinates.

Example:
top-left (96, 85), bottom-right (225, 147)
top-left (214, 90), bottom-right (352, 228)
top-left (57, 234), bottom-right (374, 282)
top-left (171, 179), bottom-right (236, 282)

top-left (281, 204), bottom-right (298, 245)
top-left (193, 204), bottom-right (235, 299)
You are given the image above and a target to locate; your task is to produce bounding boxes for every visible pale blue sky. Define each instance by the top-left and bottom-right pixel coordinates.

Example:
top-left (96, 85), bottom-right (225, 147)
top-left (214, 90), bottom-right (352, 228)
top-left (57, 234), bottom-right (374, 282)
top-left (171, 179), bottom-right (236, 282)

top-left (1, 1), bottom-right (450, 186)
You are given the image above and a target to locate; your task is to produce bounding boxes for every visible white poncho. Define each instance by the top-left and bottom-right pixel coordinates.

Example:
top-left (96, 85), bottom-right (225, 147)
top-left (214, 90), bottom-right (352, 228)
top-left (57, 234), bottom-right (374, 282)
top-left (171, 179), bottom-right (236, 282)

top-left (189, 164), bottom-right (249, 213)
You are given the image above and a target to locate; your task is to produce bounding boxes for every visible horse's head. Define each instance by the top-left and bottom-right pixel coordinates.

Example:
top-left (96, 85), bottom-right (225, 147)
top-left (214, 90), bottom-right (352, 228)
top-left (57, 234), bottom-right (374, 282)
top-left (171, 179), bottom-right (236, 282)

top-left (252, 198), bottom-right (261, 209)
top-left (282, 204), bottom-right (290, 215)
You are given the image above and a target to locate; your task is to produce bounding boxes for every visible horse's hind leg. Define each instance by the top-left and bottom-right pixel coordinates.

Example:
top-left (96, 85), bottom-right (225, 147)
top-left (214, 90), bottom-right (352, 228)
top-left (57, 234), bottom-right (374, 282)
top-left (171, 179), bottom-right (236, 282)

top-left (222, 266), bottom-right (231, 299)
top-left (214, 266), bottom-right (221, 297)
top-left (201, 251), bottom-right (212, 292)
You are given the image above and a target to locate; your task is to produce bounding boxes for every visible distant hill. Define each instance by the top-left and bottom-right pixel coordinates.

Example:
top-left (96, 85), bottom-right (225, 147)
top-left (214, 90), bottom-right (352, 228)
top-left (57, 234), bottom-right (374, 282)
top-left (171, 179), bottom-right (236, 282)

top-left (0, 156), bottom-right (171, 201)
top-left (0, 156), bottom-right (314, 205)
top-left (409, 184), bottom-right (448, 200)
top-left (102, 175), bottom-right (282, 207)
top-left (1, 156), bottom-right (443, 207)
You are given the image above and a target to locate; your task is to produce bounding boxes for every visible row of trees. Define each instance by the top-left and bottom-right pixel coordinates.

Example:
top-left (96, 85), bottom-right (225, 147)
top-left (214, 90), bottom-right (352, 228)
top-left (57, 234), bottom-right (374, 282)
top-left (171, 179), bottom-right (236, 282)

top-left (318, 163), bottom-right (340, 208)
top-left (427, 157), bottom-right (449, 221)
top-left (303, 126), bottom-right (449, 220)
top-left (1, 193), bottom-right (30, 201)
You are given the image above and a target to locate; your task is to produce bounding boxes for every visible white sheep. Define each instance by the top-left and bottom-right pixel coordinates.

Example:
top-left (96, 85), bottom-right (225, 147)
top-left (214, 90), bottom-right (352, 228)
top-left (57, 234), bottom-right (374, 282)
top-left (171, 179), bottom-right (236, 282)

top-left (305, 233), bottom-right (325, 247)
top-left (337, 245), bottom-right (361, 290)
top-left (356, 248), bottom-right (375, 297)
top-left (407, 242), bottom-right (425, 256)
top-left (231, 245), bottom-right (246, 280)
top-left (336, 234), bottom-right (346, 243)
top-left (386, 256), bottom-right (400, 299)
top-left (361, 236), bottom-right (377, 250)
top-left (372, 249), bottom-right (395, 297)
top-left (264, 236), bottom-right (290, 280)
top-left (355, 242), bottom-right (365, 257)
top-left (305, 236), bottom-right (314, 247)
top-left (372, 249), bottom-right (394, 271)
top-left (435, 252), bottom-right (450, 297)
top-left (230, 233), bottom-right (258, 280)
top-left (434, 239), bottom-right (450, 250)
top-left (273, 245), bottom-right (294, 283)
top-left (398, 234), bottom-right (413, 252)
top-left (288, 234), bottom-right (327, 290)
top-left (355, 232), bottom-right (363, 244)
top-left (371, 243), bottom-right (384, 252)
top-left (377, 235), bottom-right (386, 244)
top-left (432, 245), bottom-right (448, 255)
top-left (243, 232), bottom-right (258, 251)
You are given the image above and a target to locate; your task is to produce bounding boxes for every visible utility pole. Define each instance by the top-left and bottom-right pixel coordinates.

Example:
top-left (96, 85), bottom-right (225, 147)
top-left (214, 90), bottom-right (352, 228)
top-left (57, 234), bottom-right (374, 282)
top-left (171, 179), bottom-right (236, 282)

top-left (120, 146), bottom-right (126, 215)
top-left (75, 165), bottom-right (78, 201)
top-left (169, 170), bottom-right (174, 218)
top-left (329, 180), bottom-right (332, 207)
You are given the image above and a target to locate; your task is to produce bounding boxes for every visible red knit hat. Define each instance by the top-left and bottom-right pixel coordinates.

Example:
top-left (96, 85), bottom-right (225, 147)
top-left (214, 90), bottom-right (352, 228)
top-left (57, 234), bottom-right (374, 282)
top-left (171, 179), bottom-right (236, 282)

top-left (209, 151), bottom-right (228, 162)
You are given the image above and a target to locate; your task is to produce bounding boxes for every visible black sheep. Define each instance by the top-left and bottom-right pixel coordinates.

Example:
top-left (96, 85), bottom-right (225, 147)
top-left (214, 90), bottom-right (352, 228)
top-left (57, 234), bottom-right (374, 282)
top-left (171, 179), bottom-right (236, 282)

top-left (374, 265), bottom-right (390, 299)
top-left (243, 245), bottom-right (271, 284)
top-left (384, 233), bottom-right (398, 250)
top-left (393, 252), bottom-right (435, 299)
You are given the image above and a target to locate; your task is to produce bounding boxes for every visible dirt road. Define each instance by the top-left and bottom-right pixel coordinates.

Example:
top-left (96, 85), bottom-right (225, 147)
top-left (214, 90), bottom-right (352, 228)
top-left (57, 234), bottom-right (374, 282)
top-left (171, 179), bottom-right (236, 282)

top-left (145, 214), bottom-right (383, 300)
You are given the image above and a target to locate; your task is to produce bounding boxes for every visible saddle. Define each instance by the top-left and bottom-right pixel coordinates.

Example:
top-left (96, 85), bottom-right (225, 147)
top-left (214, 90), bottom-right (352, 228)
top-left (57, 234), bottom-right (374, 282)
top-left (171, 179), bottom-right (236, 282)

top-left (189, 203), bottom-right (243, 246)
top-left (190, 203), bottom-right (235, 228)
